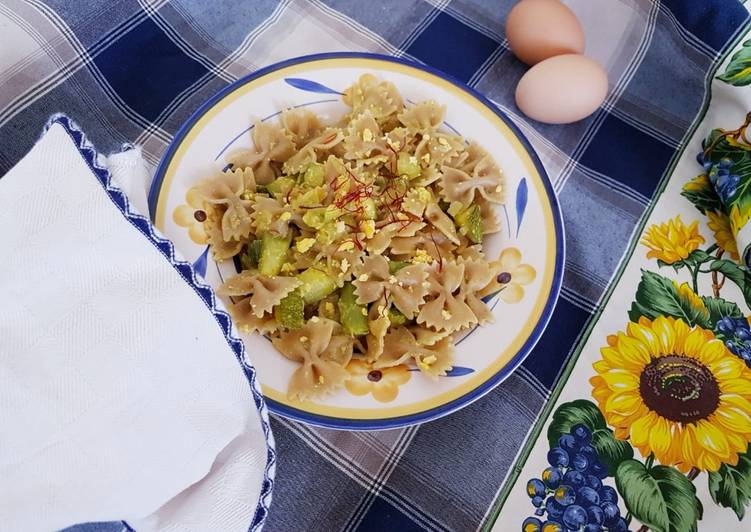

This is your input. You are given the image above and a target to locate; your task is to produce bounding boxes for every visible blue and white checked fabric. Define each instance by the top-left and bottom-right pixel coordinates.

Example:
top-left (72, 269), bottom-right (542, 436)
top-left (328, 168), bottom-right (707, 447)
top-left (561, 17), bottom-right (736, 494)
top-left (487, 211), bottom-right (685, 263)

top-left (1, 1), bottom-right (748, 531)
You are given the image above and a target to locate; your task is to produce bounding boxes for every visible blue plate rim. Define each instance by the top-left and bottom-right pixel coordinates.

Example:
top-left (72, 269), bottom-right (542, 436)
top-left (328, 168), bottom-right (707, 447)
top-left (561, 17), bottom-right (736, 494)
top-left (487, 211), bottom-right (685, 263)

top-left (148, 51), bottom-right (565, 431)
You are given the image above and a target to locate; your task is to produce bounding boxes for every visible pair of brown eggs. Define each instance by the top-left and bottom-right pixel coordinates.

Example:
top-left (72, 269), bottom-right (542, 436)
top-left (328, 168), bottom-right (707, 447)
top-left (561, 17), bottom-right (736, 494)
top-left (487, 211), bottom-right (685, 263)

top-left (506, 0), bottom-right (608, 124)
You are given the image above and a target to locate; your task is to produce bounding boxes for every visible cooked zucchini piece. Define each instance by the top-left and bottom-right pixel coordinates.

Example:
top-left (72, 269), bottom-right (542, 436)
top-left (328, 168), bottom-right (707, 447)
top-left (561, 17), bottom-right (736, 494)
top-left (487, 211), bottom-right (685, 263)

top-left (266, 176), bottom-right (296, 198)
top-left (338, 282), bottom-right (369, 335)
top-left (303, 163), bottom-right (325, 187)
top-left (259, 233), bottom-right (291, 276)
top-left (296, 267), bottom-right (337, 304)
top-left (388, 260), bottom-right (409, 274)
top-left (274, 292), bottom-right (305, 329)
top-left (454, 203), bottom-right (483, 244)
top-left (387, 307), bottom-right (407, 326)
top-left (240, 240), bottom-right (262, 270)
top-left (397, 152), bottom-right (421, 179)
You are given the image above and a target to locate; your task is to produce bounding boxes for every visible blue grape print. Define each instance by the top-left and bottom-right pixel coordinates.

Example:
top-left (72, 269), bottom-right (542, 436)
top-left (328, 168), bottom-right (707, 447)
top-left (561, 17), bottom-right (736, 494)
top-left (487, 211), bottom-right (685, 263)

top-left (542, 467), bottom-right (562, 489)
top-left (547, 447), bottom-right (570, 468)
top-left (716, 316), bottom-right (751, 367)
top-left (523, 424), bottom-right (629, 531)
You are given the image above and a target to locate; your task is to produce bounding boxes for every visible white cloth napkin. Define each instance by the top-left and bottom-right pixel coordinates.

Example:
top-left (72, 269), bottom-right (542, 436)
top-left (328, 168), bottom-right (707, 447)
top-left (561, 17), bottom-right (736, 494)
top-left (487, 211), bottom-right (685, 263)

top-left (0, 116), bottom-right (275, 532)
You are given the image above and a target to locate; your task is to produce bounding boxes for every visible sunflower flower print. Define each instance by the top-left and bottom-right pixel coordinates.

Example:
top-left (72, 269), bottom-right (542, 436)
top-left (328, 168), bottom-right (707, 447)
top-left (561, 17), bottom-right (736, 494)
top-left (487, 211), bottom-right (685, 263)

top-left (641, 216), bottom-right (704, 265)
top-left (590, 316), bottom-right (751, 473)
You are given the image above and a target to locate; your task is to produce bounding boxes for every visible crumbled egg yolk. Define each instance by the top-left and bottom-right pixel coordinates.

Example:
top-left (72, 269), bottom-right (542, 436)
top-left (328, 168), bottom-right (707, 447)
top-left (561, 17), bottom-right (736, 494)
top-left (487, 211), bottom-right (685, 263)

top-left (340, 257), bottom-right (350, 273)
top-left (421, 153), bottom-right (431, 164)
top-left (296, 238), bottom-right (316, 253)
top-left (360, 219), bottom-right (375, 239)
top-left (411, 249), bottom-right (433, 264)
top-left (362, 128), bottom-right (374, 142)
top-left (279, 211), bottom-right (292, 221)
top-left (360, 308), bottom-right (368, 316)
top-left (281, 263), bottom-right (296, 274)
top-left (358, 273), bottom-right (369, 282)
top-left (338, 241), bottom-right (355, 252)
top-left (300, 336), bottom-right (309, 343)
top-left (441, 310), bottom-right (453, 320)
top-left (438, 137), bottom-right (449, 146)
top-left (388, 275), bottom-right (398, 284)
top-left (318, 375), bottom-right (325, 384)
top-left (414, 187), bottom-right (431, 204)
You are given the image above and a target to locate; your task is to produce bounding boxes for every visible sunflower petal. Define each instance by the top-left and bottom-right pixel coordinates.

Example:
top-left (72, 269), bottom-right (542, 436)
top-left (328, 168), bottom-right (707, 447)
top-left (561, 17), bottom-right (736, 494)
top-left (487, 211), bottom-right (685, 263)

top-left (708, 357), bottom-right (744, 380)
top-left (682, 328), bottom-right (710, 359)
top-left (681, 424), bottom-right (700, 468)
top-left (600, 369), bottom-right (639, 392)
top-left (719, 378), bottom-right (751, 395)
top-left (605, 391), bottom-right (643, 417)
top-left (627, 320), bottom-right (661, 354)
top-left (652, 316), bottom-right (678, 353)
top-left (714, 405), bottom-right (751, 434)
top-left (610, 334), bottom-right (651, 369)
top-left (630, 412), bottom-right (656, 448)
top-left (694, 419), bottom-right (730, 460)
top-left (721, 393), bottom-right (751, 414)
top-left (648, 416), bottom-right (673, 458)
top-left (697, 339), bottom-right (729, 364)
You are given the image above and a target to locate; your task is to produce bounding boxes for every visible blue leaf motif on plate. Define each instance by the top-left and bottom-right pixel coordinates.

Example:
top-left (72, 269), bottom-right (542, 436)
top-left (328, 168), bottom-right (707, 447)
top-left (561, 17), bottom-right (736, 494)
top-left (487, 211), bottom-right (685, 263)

top-left (445, 366), bottom-right (475, 377)
top-left (284, 78), bottom-right (342, 95)
top-left (193, 245), bottom-right (210, 278)
top-left (515, 177), bottom-right (528, 238)
top-left (409, 366), bottom-right (475, 377)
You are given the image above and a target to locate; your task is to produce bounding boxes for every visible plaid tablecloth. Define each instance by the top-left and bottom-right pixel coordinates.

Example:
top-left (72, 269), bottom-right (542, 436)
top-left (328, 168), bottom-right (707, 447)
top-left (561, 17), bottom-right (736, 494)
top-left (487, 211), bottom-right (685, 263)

top-left (1, 1), bottom-right (749, 531)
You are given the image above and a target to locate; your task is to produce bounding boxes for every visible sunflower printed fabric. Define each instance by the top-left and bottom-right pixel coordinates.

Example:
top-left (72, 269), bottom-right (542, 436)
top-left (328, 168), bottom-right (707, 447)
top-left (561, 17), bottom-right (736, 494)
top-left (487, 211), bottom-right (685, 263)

top-left (489, 25), bottom-right (751, 532)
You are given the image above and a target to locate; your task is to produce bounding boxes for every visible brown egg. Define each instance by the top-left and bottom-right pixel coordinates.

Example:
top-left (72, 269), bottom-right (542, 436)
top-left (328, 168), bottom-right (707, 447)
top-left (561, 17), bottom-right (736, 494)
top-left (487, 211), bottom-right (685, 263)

top-left (515, 54), bottom-right (608, 124)
top-left (505, 0), bottom-right (585, 65)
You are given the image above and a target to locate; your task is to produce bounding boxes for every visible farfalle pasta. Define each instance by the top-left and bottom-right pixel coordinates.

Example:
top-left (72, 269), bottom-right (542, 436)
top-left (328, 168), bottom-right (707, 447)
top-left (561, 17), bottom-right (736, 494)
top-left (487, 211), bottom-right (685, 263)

top-left (182, 74), bottom-right (517, 401)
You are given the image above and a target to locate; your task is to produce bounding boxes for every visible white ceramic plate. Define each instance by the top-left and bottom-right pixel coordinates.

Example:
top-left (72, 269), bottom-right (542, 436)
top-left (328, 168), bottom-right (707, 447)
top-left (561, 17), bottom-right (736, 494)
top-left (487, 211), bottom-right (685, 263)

top-left (149, 53), bottom-right (564, 429)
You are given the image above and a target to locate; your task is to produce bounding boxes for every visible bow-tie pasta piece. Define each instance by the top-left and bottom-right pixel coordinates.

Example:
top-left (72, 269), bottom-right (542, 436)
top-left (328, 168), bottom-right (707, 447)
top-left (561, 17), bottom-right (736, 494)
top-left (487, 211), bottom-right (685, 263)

top-left (217, 270), bottom-right (301, 318)
top-left (343, 73), bottom-right (404, 124)
top-left (398, 100), bottom-right (446, 131)
top-left (228, 121), bottom-right (296, 185)
top-left (283, 128), bottom-right (344, 174)
top-left (282, 107), bottom-right (322, 147)
top-left (417, 261), bottom-right (477, 332)
top-left (272, 318), bottom-right (352, 400)
top-left (375, 327), bottom-right (455, 378)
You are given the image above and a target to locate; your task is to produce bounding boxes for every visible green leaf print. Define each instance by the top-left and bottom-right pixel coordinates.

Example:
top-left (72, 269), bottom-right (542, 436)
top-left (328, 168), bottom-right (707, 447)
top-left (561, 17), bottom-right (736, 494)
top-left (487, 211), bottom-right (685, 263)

top-left (547, 400), bottom-right (607, 447)
top-left (616, 460), bottom-right (703, 532)
top-left (708, 446), bottom-right (751, 520)
top-left (628, 270), bottom-right (710, 328)
top-left (709, 259), bottom-right (751, 308)
top-left (681, 174), bottom-right (723, 215)
top-left (702, 295), bottom-right (744, 328)
top-left (591, 429), bottom-right (634, 477)
top-left (718, 39), bottom-right (751, 86)
top-left (547, 400), bottom-right (633, 476)
top-left (702, 129), bottom-right (751, 212)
